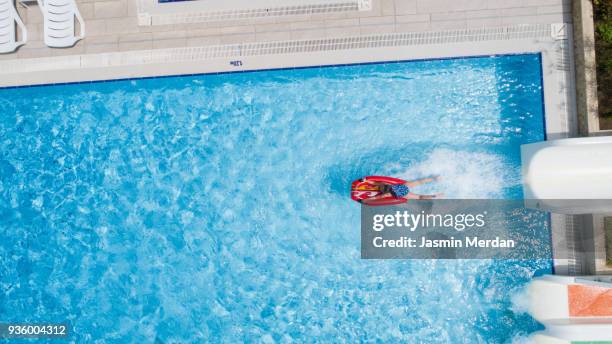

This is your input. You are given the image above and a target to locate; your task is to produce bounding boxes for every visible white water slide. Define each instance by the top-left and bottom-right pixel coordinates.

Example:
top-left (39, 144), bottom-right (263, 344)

top-left (521, 136), bottom-right (612, 214)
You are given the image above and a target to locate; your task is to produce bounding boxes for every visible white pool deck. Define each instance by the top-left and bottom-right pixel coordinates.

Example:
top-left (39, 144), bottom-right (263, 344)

top-left (1, 0), bottom-right (571, 58)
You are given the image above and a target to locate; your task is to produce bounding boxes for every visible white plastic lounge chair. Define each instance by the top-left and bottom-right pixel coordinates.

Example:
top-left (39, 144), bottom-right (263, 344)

top-left (36, 0), bottom-right (84, 48)
top-left (0, 0), bottom-right (27, 53)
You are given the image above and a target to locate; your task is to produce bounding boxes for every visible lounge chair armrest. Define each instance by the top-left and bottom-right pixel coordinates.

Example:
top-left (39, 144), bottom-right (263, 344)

top-left (74, 5), bottom-right (85, 39)
top-left (13, 5), bottom-right (28, 46)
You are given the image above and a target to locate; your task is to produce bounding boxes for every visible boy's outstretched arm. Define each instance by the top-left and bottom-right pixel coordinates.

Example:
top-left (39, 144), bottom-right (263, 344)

top-left (405, 176), bottom-right (440, 187)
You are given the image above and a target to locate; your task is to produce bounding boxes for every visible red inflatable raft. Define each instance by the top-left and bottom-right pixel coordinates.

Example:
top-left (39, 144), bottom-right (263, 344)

top-left (351, 176), bottom-right (408, 206)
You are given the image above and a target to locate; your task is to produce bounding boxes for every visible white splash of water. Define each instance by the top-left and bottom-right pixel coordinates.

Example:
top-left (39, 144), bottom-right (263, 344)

top-left (510, 335), bottom-right (536, 344)
top-left (510, 286), bottom-right (531, 315)
top-left (397, 148), bottom-right (510, 198)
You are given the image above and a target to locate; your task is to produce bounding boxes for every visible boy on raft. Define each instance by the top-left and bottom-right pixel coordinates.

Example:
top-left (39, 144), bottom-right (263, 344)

top-left (361, 176), bottom-right (443, 203)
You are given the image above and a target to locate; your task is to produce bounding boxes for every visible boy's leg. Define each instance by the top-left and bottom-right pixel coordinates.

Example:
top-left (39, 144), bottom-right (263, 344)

top-left (405, 193), bottom-right (443, 200)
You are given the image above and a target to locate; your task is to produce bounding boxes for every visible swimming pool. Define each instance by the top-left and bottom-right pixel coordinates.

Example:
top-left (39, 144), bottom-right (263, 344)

top-left (0, 54), bottom-right (551, 342)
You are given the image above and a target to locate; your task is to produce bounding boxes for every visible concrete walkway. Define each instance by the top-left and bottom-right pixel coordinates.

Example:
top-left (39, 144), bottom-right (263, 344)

top-left (1, 0), bottom-right (571, 61)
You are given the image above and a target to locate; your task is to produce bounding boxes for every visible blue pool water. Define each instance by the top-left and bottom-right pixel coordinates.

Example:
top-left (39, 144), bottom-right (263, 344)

top-left (0, 54), bottom-right (550, 342)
